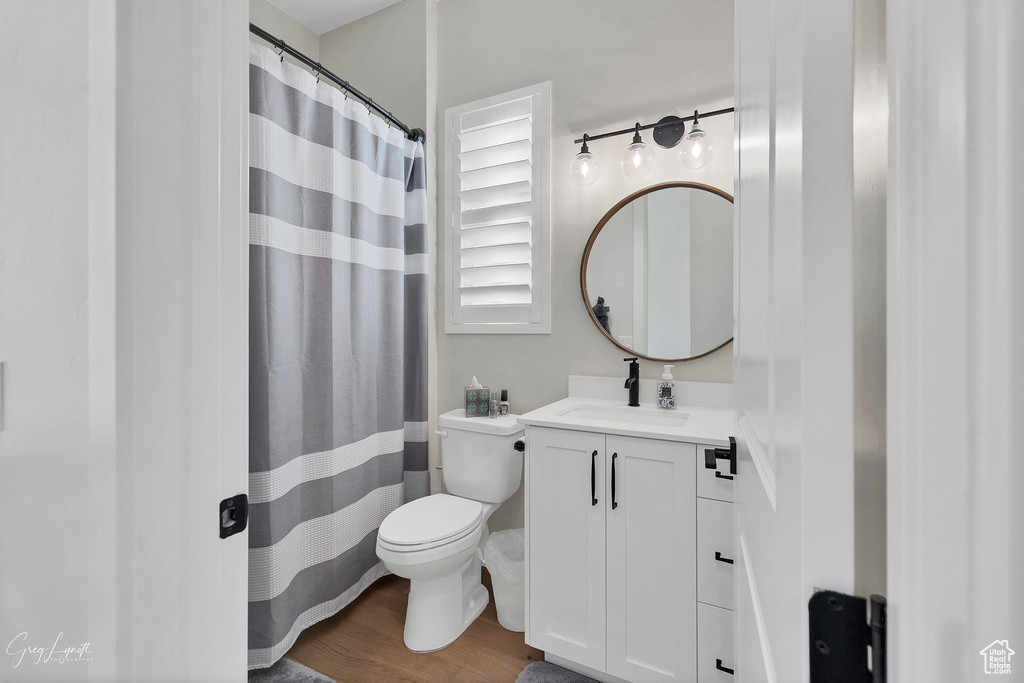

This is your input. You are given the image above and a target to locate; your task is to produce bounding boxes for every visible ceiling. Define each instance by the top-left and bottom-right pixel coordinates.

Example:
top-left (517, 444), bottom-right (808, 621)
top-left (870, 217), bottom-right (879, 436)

top-left (266, 0), bottom-right (405, 35)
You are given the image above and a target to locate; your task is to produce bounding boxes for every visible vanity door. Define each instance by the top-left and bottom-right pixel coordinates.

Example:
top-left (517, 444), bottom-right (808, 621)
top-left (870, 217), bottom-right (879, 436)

top-left (605, 436), bottom-right (697, 682)
top-left (525, 427), bottom-right (607, 671)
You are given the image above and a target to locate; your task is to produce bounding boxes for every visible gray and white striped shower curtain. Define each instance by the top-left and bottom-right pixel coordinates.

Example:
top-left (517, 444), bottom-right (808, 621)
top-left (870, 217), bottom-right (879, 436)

top-left (247, 42), bottom-right (428, 669)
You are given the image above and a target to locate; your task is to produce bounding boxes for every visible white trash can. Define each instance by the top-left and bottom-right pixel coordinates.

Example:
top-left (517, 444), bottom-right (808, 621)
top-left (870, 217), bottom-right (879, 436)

top-left (483, 528), bottom-right (526, 632)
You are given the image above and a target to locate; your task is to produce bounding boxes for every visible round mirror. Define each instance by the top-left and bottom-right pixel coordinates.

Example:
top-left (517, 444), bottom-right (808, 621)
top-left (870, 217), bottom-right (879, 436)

top-left (580, 182), bottom-right (733, 362)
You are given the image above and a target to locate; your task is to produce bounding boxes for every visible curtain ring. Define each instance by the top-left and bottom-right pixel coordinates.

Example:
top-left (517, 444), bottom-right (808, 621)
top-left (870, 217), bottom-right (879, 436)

top-left (312, 64), bottom-right (322, 83)
top-left (275, 42), bottom-right (285, 62)
top-left (365, 97), bottom-right (373, 114)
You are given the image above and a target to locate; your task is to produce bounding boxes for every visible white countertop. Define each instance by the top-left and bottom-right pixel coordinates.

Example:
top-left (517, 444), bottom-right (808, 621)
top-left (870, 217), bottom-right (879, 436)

top-left (517, 396), bottom-right (734, 446)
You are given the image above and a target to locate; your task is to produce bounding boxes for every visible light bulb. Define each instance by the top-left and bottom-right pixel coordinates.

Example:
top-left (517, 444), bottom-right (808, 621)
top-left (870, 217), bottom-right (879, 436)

top-left (569, 136), bottom-right (600, 186)
top-left (679, 122), bottom-right (715, 169)
top-left (620, 124), bottom-right (654, 178)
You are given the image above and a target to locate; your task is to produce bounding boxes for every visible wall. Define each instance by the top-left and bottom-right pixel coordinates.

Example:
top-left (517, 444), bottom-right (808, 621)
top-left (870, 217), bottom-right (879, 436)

top-left (250, 0), bottom-right (319, 62)
top-left (435, 0), bottom-right (734, 531)
top-left (319, 0), bottom-right (430, 131)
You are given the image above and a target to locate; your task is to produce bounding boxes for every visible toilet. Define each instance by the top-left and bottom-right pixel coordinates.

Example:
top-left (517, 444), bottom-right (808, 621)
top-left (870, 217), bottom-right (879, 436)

top-left (376, 409), bottom-right (525, 652)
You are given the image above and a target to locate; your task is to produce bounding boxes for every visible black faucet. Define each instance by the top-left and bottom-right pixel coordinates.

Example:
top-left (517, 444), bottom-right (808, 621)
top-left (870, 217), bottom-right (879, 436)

top-left (623, 357), bottom-right (640, 407)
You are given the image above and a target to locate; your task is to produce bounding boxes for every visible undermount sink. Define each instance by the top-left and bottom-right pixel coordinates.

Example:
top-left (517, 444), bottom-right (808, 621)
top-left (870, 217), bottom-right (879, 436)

top-left (516, 378), bottom-right (733, 442)
top-left (557, 403), bottom-right (689, 428)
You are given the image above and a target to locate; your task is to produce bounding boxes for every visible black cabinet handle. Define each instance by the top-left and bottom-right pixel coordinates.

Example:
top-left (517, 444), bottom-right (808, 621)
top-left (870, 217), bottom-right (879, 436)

top-left (591, 450), bottom-right (598, 506)
top-left (715, 551), bottom-right (734, 565)
top-left (715, 471), bottom-right (734, 481)
top-left (716, 659), bottom-right (735, 675)
top-left (611, 453), bottom-right (618, 510)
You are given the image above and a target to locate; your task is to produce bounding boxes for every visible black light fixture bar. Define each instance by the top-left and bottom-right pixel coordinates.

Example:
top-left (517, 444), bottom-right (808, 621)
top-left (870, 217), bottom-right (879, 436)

top-left (572, 107), bottom-right (734, 145)
top-left (250, 23), bottom-right (424, 142)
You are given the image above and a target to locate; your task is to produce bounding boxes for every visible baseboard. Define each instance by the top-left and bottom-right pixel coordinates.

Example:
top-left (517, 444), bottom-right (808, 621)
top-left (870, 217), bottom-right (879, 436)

top-left (544, 653), bottom-right (630, 683)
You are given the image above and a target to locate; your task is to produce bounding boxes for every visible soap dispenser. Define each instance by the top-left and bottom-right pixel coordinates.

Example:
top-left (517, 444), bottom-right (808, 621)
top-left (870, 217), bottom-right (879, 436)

top-left (657, 365), bottom-right (676, 409)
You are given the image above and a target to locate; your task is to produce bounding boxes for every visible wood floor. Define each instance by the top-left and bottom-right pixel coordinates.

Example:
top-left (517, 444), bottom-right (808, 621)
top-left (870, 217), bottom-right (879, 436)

top-left (285, 568), bottom-right (543, 683)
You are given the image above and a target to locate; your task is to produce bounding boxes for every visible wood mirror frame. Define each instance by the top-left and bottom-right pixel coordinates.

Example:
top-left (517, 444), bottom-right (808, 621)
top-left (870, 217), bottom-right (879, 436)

top-left (579, 181), bottom-right (734, 363)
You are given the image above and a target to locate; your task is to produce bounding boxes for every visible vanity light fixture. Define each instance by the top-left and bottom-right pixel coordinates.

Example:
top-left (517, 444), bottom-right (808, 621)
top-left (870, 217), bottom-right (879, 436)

top-left (620, 123), bottom-right (655, 178)
top-left (679, 110), bottom-right (716, 170)
top-left (571, 106), bottom-right (732, 183)
top-left (569, 133), bottom-right (601, 186)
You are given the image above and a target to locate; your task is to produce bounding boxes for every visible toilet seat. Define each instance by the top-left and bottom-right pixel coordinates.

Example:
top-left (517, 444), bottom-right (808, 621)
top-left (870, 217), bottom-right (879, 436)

top-left (378, 494), bottom-right (482, 553)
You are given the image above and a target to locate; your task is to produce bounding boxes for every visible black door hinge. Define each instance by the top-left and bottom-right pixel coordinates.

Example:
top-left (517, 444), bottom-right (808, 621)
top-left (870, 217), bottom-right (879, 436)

top-left (220, 494), bottom-right (248, 539)
top-left (809, 590), bottom-right (886, 683)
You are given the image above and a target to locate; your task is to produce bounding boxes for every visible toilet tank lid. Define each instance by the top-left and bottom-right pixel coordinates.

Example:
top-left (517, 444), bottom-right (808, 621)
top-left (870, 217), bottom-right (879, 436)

top-left (439, 409), bottom-right (524, 436)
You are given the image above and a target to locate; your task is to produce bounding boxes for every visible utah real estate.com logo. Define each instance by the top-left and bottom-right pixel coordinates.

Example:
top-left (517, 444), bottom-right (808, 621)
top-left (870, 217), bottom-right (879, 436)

top-left (979, 640), bottom-right (1014, 675)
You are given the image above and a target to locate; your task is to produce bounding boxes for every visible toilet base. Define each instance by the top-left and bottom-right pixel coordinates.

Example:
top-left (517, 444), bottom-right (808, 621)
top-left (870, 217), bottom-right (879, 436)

top-left (403, 552), bottom-right (489, 652)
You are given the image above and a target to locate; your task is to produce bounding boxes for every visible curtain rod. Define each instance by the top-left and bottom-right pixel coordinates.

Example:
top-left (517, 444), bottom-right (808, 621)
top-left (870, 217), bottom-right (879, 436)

top-left (249, 23), bottom-right (425, 143)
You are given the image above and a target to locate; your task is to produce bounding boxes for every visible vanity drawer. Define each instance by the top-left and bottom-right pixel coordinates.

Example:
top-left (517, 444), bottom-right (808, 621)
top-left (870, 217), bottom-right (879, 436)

top-left (697, 602), bottom-right (735, 681)
top-left (697, 443), bottom-right (734, 502)
top-left (697, 497), bottom-right (734, 609)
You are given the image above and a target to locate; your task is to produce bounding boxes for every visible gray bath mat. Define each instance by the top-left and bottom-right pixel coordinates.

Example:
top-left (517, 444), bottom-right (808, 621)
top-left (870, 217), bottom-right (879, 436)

top-left (516, 661), bottom-right (600, 683)
top-left (248, 658), bottom-right (335, 683)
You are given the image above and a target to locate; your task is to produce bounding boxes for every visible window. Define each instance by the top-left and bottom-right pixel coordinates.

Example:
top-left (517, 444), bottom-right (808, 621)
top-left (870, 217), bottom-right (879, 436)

top-left (444, 82), bottom-right (551, 333)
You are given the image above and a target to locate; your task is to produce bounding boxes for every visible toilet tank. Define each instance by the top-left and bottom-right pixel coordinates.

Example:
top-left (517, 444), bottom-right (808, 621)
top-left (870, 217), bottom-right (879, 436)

top-left (437, 409), bottom-right (524, 503)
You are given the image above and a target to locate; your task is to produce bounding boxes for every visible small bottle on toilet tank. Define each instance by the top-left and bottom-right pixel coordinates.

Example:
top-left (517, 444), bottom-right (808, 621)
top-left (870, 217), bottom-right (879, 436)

top-left (498, 389), bottom-right (510, 416)
top-left (488, 392), bottom-right (499, 418)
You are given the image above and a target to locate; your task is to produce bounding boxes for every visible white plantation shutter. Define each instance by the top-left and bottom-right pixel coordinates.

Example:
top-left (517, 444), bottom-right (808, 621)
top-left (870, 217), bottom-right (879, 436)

top-left (444, 82), bottom-right (551, 333)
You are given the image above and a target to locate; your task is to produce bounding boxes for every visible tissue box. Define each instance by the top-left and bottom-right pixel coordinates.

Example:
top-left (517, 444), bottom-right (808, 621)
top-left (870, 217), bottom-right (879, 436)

top-left (465, 387), bottom-right (491, 417)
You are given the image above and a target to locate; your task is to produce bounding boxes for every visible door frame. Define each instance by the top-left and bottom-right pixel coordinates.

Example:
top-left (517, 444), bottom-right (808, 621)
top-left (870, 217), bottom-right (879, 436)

top-left (886, 1), bottom-right (1024, 680)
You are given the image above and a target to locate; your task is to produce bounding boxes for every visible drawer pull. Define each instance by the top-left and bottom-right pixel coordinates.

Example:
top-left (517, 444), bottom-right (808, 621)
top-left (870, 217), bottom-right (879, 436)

top-left (591, 450), bottom-right (598, 506)
top-left (715, 471), bottom-right (734, 481)
top-left (716, 659), bottom-right (735, 675)
top-left (611, 453), bottom-right (618, 510)
top-left (715, 551), bottom-right (734, 565)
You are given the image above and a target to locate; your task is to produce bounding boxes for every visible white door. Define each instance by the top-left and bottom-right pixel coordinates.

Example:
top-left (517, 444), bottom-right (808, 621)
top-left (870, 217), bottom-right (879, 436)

top-left (605, 437), bottom-right (696, 683)
top-left (0, 2), bottom-right (249, 681)
top-left (733, 1), bottom-right (886, 681)
top-left (887, 2), bottom-right (1024, 681)
top-left (525, 427), bottom-right (607, 671)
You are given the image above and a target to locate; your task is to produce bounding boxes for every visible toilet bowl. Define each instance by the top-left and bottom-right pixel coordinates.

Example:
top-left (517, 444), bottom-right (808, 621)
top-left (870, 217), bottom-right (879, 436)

top-left (376, 410), bottom-right (524, 652)
top-left (377, 494), bottom-right (488, 652)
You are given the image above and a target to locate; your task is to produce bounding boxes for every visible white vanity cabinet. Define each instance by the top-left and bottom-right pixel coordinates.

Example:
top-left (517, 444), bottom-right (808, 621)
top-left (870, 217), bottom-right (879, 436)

top-left (695, 443), bottom-right (736, 680)
top-left (526, 425), bottom-right (733, 682)
top-left (525, 427), bottom-right (608, 671)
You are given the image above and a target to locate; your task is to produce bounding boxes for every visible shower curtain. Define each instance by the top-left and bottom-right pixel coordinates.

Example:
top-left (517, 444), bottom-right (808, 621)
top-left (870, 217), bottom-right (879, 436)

top-left (246, 42), bottom-right (428, 669)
